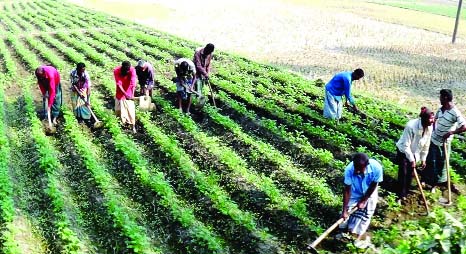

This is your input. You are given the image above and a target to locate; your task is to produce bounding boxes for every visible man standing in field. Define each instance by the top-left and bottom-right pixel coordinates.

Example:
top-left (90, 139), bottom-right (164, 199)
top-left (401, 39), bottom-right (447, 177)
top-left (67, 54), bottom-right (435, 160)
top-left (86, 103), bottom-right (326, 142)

top-left (114, 61), bottom-right (137, 133)
top-left (35, 65), bottom-right (62, 128)
top-left (339, 152), bottom-right (382, 248)
top-left (193, 43), bottom-right (214, 96)
top-left (323, 69), bottom-right (364, 120)
top-left (135, 59), bottom-right (155, 97)
top-left (70, 62), bottom-right (91, 123)
top-left (173, 58), bottom-right (196, 114)
top-left (396, 107), bottom-right (434, 202)
top-left (424, 89), bottom-right (466, 194)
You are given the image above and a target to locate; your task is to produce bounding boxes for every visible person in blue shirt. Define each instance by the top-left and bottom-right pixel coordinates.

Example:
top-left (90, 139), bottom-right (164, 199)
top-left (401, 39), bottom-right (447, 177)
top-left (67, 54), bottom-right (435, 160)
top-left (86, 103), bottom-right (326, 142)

top-left (323, 69), bottom-right (364, 120)
top-left (338, 152), bottom-right (383, 248)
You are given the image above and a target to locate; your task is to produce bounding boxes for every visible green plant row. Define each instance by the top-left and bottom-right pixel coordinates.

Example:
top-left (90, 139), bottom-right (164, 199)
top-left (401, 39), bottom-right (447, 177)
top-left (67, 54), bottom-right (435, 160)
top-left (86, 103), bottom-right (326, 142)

top-left (55, 32), bottom-right (109, 67)
top-left (114, 29), bottom-right (402, 179)
top-left (22, 81), bottom-right (86, 254)
top-left (32, 1), bottom-right (89, 30)
top-left (203, 102), bottom-right (340, 206)
top-left (18, 34), bottom-right (162, 254)
top-left (84, 28), bottom-right (325, 232)
top-left (2, 11), bottom-right (34, 32)
top-left (5, 33), bottom-right (41, 70)
top-left (0, 38), bottom-right (17, 78)
top-left (152, 94), bottom-right (321, 233)
top-left (153, 73), bottom-right (339, 209)
top-left (0, 13), bottom-right (22, 34)
top-left (15, 9), bottom-right (49, 32)
top-left (61, 104), bottom-right (163, 254)
top-left (0, 78), bottom-right (22, 254)
top-left (89, 54), bottom-right (277, 246)
top-left (30, 32), bottom-right (231, 252)
top-left (88, 92), bottom-right (227, 252)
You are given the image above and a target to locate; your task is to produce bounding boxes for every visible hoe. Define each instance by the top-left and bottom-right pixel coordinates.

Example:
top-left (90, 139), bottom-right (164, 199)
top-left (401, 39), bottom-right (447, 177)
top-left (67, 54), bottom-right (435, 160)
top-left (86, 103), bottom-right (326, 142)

top-left (73, 85), bottom-right (103, 129)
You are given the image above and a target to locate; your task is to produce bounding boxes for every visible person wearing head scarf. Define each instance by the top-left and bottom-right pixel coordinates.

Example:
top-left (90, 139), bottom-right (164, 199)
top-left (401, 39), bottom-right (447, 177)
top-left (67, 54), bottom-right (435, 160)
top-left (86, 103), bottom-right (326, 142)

top-left (396, 107), bottom-right (434, 202)
top-left (70, 62), bottom-right (92, 122)
top-left (173, 58), bottom-right (196, 114)
top-left (135, 59), bottom-right (155, 97)
top-left (114, 61), bottom-right (137, 133)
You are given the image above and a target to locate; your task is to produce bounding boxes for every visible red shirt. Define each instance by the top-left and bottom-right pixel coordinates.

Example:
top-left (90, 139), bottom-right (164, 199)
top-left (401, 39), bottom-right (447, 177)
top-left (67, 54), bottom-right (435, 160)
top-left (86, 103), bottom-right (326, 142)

top-left (37, 66), bottom-right (61, 108)
top-left (114, 66), bottom-right (136, 100)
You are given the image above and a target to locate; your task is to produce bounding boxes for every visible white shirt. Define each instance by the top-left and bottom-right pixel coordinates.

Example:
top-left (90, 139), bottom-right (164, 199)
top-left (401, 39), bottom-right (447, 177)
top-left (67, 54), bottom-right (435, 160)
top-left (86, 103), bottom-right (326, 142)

top-left (396, 119), bottom-right (432, 162)
top-left (431, 107), bottom-right (466, 146)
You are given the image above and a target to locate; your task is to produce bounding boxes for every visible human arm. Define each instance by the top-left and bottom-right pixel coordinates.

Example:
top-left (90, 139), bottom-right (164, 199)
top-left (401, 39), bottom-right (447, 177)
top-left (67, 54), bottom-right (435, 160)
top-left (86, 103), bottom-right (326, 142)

top-left (344, 76), bottom-right (355, 106)
top-left (399, 124), bottom-right (416, 167)
top-left (127, 67), bottom-right (136, 99)
top-left (443, 125), bottom-right (466, 140)
top-left (419, 127), bottom-right (432, 169)
top-left (357, 182), bottom-right (378, 209)
top-left (46, 73), bottom-right (57, 108)
top-left (341, 184), bottom-right (352, 219)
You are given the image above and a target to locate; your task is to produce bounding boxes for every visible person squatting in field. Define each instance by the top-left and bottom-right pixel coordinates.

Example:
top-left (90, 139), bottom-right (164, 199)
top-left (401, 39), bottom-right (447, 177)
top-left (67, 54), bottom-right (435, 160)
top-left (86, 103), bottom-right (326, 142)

top-left (323, 69), bottom-right (364, 120)
top-left (193, 43), bottom-right (214, 96)
top-left (422, 89), bottom-right (466, 194)
top-left (70, 62), bottom-right (92, 123)
top-left (135, 59), bottom-right (155, 97)
top-left (114, 61), bottom-right (137, 133)
top-left (35, 65), bottom-right (62, 126)
top-left (339, 152), bottom-right (383, 248)
top-left (173, 58), bottom-right (196, 114)
top-left (395, 107), bottom-right (434, 203)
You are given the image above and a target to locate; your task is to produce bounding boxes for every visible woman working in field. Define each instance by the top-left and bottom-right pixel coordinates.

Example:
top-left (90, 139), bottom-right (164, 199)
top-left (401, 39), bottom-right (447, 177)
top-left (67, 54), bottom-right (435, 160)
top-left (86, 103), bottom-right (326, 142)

top-left (114, 61), bottom-right (137, 133)
top-left (70, 62), bottom-right (92, 123)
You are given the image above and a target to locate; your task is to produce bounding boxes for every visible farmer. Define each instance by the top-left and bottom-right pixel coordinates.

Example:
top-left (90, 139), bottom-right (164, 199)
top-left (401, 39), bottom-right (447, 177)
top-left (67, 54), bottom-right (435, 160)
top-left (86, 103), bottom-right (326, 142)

top-left (35, 65), bottom-right (62, 126)
top-left (339, 152), bottom-right (383, 248)
top-left (323, 69), bottom-right (364, 120)
top-left (395, 107), bottom-right (434, 202)
top-left (70, 62), bottom-right (91, 122)
top-left (135, 59), bottom-right (155, 97)
top-left (423, 89), bottom-right (466, 194)
top-left (114, 61), bottom-right (137, 133)
top-left (173, 58), bottom-right (196, 114)
top-left (193, 43), bottom-right (214, 95)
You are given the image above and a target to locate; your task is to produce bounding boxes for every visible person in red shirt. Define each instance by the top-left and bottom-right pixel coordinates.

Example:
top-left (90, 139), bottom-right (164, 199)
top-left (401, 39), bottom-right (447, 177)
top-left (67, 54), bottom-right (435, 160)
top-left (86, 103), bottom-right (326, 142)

top-left (35, 65), bottom-right (62, 128)
top-left (114, 61), bottom-right (137, 133)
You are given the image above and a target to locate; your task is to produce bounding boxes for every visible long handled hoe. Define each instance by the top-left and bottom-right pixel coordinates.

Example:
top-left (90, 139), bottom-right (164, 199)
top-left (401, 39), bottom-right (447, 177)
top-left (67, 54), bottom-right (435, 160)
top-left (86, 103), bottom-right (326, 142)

top-left (43, 96), bottom-right (57, 135)
top-left (206, 79), bottom-right (216, 107)
top-left (73, 85), bottom-right (102, 129)
top-left (439, 142), bottom-right (452, 206)
top-left (413, 166), bottom-right (430, 214)
top-left (307, 206), bottom-right (358, 254)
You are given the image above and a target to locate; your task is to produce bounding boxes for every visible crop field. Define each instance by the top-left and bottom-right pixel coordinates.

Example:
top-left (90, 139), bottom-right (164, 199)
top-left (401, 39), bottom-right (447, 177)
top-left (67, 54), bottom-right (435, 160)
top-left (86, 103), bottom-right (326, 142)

top-left (0, 0), bottom-right (465, 253)
top-left (73, 0), bottom-right (466, 114)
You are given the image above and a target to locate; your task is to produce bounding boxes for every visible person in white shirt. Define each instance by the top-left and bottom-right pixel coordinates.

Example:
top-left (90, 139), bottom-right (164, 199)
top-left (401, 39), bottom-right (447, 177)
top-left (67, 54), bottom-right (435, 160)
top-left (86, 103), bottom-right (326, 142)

top-left (396, 107), bottom-right (434, 201)
top-left (424, 89), bottom-right (466, 194)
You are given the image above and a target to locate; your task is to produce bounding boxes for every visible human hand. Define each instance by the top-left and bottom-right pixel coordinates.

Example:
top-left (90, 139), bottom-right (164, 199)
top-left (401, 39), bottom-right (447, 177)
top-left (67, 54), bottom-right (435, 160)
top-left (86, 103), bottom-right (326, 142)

top-left (411, 161), bottom-right (416, 169)
top-left (357, 199), bottom-right (367, 209)
top-left (421, 161), bottom-right (426, 169)
top-left (443, 131), bottom-right (453, 140)
top-left (341, 209), bottom-right (349, 220)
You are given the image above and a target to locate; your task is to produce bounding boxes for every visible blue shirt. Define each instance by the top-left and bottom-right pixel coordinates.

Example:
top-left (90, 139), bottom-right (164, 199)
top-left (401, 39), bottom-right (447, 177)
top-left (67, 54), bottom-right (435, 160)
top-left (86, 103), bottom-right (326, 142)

top-left (325, 71), bottom-right (355, 105)
top-left (343, 159), bottom-right (383, 200)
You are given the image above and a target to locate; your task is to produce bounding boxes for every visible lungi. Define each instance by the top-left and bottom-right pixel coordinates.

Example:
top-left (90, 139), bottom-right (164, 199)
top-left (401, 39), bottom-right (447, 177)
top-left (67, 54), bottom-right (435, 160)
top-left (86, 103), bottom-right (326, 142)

top-left (323, 89), bottom-right (342, 120)
top-left (339, 192), bottom-right (378, 236)
top-left (115, 98), bottom-right (136, 125)
top-left (71, 88), bottom-right (91, 120)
